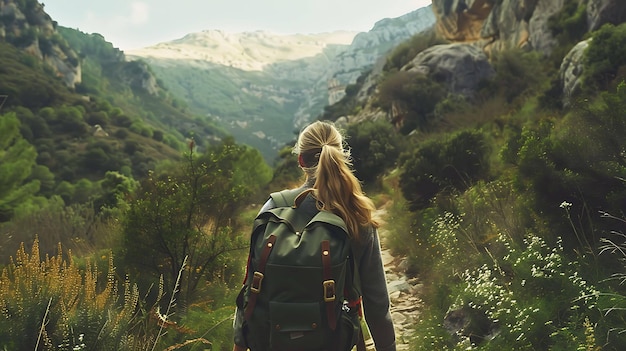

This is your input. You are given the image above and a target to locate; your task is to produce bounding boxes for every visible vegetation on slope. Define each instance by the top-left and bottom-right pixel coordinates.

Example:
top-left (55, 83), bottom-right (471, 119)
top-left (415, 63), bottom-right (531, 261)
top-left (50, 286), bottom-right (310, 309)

top-left (325, 11), bottom-right (626, 351)
top-left (3, 0), bottom-right (626, 350)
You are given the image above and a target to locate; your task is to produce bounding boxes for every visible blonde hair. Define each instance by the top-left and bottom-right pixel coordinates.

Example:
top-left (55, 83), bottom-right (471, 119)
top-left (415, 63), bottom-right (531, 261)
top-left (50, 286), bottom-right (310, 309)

top-left (294, 121), bottom-right (379, 239)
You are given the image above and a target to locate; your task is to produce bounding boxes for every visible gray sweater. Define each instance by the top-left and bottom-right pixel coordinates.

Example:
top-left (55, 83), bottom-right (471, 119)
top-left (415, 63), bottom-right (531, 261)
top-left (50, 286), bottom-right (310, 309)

top-left (233, 194), bottom-right (396, 351)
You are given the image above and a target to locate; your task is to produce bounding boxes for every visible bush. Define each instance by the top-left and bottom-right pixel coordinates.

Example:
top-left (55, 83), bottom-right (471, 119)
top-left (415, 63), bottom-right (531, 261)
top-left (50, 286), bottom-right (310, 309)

top-left (377, 71), bottom-right (447, 134)
top-left (503, 85), bottom-right (626, 249)
top-left (548, 0), bottom-right (588, 46)
top-left (346, 119), bottom-right (403, 186)
top-left (122, 139), bottom-right (270, 308)
top-left (399, 130), bottom-right (491, 209)
top-left (480, 49), bottom-right (547, 104)
top-left (583, 23), bottom-right (626, 93)
top-left (445, 233), bottom-right (600, 350)
top-left (55, 106), bottom-right (88, 136)
top-left (384, 29), bottom-right (447, 72)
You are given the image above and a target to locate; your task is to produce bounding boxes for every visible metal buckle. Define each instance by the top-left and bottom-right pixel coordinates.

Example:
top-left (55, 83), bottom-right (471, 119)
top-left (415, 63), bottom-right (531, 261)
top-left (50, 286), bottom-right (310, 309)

top-left (323, 280), bottom-right (336, 302)
top-left (251, 272), bottom-right (264, 294)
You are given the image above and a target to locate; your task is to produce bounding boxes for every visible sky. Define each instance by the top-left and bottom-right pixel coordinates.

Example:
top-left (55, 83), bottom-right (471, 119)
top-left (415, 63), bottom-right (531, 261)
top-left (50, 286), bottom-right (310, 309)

top-left (43, 0), bottom-right (432, 51)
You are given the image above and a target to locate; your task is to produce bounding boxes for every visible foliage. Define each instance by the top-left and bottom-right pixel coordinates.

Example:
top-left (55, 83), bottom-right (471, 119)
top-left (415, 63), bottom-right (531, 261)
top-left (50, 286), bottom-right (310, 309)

top-left (448, 233), bottom-right (599, 350)
top-left (583, 23), bottom-right (626, 93)
top-left (384, 28), bottom-right (447, 72)
top-left (479, 49), bottom-right (548, 104)
top-left (346, 119), bottom-right (404, 186)
top-left (320, 71), bottom-right (369, 121)
top-left (268, 146), bottom-right (302, 191)
top-left (376, 71), bottom-right (447, 134)
top-left (0, 112), bottom-right (40, 221)
top-left (502, 84), bottom-right (626, 249)
top-left (121, 138), bottom-right (271, 308)
top-left (548, 0), bottom-right (588, 53)
top-left (0, 42), bottom-right (74, 110)
top-left (384, 72), bottom-right (626, 351)
top-left (595, 211), bottom-right (626, 345)
top-left (0, 239), bottom-right (141, 350)
top-left (142, 62), bottom-right (298, 162)
top-left (0, 200), bottom-right (120, 263)
top-left (0, 39), bottom-right (184, 205)
top-left (399, 130), bottom-right (491, 210)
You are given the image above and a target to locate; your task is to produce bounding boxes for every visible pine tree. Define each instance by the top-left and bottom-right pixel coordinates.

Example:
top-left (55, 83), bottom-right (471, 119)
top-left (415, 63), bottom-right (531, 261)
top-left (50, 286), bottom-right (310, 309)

top-left (0, 112), bottom-right (40, 221)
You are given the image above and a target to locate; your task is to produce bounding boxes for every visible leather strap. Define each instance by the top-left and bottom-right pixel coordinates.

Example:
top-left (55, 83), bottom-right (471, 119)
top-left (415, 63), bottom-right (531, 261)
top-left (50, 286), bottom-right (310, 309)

top-left (321, 240), bottom-right (337, 330)
top-left (356, 326), bottom-right (366, 351)
top-left (244, 234), bottom-right (276, 320)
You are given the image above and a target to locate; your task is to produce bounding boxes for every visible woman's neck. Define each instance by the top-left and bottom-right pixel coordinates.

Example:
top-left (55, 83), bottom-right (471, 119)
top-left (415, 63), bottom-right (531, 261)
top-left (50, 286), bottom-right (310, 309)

top-left (302, 176), bottom-right (316, 189)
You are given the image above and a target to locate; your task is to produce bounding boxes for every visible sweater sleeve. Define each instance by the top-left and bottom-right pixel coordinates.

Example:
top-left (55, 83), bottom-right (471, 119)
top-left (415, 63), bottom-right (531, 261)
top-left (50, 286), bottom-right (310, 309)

top-left (233, 304), bottom-right (247, 347)
top-left (355, 226), bottom-right (396, 351)
top-left (233, 198), bottom-right (276, 347)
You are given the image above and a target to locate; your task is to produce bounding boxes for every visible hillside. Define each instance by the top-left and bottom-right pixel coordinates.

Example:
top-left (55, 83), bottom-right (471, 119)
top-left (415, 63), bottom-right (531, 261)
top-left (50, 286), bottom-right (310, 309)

top-left (322, 0), bottom-right (626, 349)
top-left (0, 0), bottom-right (227, 217)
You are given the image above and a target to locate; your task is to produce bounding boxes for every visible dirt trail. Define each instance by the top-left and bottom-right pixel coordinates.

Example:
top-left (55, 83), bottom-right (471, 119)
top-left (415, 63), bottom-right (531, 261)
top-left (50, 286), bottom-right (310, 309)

top-left (364, 204), bottom-right (423, 350)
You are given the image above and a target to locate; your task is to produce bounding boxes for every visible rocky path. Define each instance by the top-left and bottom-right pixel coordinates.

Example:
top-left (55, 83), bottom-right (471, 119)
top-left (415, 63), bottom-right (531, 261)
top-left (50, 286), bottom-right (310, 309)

top-left (363, 206), bottom-right (423, 350)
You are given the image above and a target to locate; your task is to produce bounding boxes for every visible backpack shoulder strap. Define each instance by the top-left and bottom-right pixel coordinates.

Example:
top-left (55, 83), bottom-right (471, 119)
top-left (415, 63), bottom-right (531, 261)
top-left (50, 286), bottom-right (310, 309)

top-left (269, 188), bottom-right (304, 208)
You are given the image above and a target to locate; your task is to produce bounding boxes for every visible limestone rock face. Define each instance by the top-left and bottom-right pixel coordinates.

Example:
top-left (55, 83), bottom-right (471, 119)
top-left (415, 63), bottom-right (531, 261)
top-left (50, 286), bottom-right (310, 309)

top-left (432, 0), bottom-right (565, 57)
top-left (528, 0), bottom-right (565, 55)
top-left (587, 0), bottom-right (626, 31)
top-left (120, 61), bottom-right (160, 96)
top-left (330, 7), bottom-right (437, 89)
top-left (406, 43), bottom-right (495, 97)
top-left (432, 0), bottom-right (493, 42)
top-left (0, 0), bottom-right (81, 88)
top-left (559, 39), bottom-right (591, 108)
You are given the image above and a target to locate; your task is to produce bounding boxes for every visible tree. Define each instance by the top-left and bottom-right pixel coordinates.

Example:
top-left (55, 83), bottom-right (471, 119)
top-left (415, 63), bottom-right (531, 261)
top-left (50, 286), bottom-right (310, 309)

top-left (377, 71), bottom-right (447, 134)
top-left (399, 130), bottom-right (490, 210)
top-left (346, 120), bottom-right (403, 185)
top-left (0, 113), bottom-right (40, 221)
top-left (122, 137), bottom-right (272, 309)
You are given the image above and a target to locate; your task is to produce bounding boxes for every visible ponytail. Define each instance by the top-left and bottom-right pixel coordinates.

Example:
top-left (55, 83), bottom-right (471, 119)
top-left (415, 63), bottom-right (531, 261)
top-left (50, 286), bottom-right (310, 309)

top-left (295, 121), bottom-right (378, 240)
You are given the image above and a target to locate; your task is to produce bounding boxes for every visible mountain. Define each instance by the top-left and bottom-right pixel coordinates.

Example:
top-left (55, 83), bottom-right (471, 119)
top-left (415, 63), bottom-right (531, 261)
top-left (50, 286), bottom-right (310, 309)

top-left (0, 0), bottom-right (227, 214)
top-left (127, 6), bottom-right (436, 162)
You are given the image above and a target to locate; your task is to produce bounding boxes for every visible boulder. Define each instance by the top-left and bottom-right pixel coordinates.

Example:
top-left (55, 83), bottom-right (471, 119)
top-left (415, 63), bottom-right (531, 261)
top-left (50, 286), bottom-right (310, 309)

top-left (405, 43), bottom-right (495, 97)
top-left (559, 38), bottom-right (591, 108)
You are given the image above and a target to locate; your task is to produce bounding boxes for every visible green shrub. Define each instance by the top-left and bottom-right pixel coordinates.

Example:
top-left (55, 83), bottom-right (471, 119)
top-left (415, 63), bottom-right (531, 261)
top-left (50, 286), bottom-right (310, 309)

top-left (480, 49), bottom-right (547, 104)
top-left (384, 28), bottom-right (447, 72)
top-left (399, 130), bottom-right (491, 209)
top-left (407, 222), bottom-right (601, 350)
top-left (269, 146), bottom-right (302, 190)
top-left (583, 23), bottom-right (626, 93)
top-left (346, 119), bottom-right (403, 186)
top-left (449, 233), bottom-right (599, 350)
top-left (122, 139), bottom-right (270, 308)
top-left (548, 0), bottom-right (588, 46)
top-left (377, 71), bottom-right (447, 134)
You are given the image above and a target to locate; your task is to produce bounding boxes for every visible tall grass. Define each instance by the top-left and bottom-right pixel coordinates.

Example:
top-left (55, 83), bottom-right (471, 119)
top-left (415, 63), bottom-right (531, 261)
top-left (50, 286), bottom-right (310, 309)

top-left (0, 238), bottom-right (140, 350)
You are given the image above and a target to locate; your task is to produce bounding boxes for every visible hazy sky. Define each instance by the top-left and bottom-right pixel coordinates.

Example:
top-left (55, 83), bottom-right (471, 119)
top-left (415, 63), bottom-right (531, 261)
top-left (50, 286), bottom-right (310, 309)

top-left (43, 0), bottom-right (432, 51)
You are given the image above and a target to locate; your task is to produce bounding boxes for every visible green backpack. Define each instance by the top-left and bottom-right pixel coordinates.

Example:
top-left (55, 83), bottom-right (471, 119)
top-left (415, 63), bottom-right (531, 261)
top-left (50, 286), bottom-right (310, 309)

top-left (239, 189), bottom-right (364, 351)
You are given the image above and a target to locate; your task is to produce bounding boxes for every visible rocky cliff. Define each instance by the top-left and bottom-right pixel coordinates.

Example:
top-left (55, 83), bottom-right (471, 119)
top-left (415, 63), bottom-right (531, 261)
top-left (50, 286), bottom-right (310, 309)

top-left (431, 0), bottom-right (626, 57)
top-left (327, 8), bottom-right (437, 102)
top-left (0, 0), bottom-right (80, 87)
top-left (431, 0), bottom-right (565, 56)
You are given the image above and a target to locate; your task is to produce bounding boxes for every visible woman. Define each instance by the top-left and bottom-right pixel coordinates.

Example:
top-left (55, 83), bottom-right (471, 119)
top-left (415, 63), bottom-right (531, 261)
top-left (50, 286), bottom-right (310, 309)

top-left (233, 120), bottom-right (396, 351)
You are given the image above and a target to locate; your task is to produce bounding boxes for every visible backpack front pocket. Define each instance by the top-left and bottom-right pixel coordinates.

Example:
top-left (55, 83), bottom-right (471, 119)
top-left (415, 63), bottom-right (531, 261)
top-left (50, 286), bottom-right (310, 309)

top-left (269, 301), bottom-right (326, 350)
